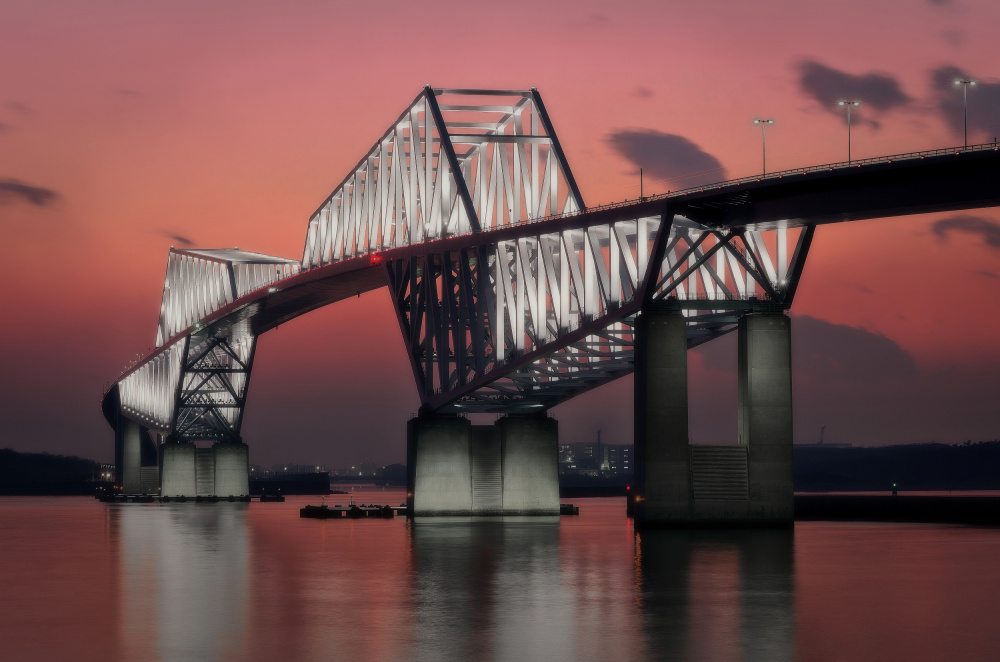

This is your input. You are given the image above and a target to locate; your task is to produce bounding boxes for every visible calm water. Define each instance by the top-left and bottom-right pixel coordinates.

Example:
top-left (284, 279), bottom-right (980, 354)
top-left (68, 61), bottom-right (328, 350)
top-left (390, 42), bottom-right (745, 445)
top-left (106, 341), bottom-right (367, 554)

top-left (2, 492), bottom-right (1000, 662)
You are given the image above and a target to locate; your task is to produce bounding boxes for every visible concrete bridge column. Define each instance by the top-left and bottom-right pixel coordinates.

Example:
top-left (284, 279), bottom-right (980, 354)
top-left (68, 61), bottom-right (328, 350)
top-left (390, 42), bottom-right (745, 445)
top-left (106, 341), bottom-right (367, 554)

top-left (497, 414), bottom-right (559, 515)
top-left (633, 308), bottom-right (692, 525)
top-left (118, 417), bottom-right (144, 495)
top-left (115, 416), bottom-right (159, 495)
top-left (408, 415), bottom-right (474, 515)
top-left (213, 441), bottom-right (250, 497)
top-left (738, 314), bottom-right (794, 523)
top-left (407, 413), bottom-right (560, 516)
top-left (161, 442), bottom-right (197, 497)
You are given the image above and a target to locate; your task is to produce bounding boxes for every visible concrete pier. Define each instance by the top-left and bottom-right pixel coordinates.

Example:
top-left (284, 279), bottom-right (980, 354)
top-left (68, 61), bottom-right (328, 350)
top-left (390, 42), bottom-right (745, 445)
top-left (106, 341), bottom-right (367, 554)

top-left (634, 308), bottom-right (692, 524)
top-left (634, 309), bottom-right (794, 526)
top-left (116, 417), bottom-right (159, 495)
top-left (213, 441), bottom-right (250, 497)
top-left (498, 414), bottom-right (559, 515)
top-left (407, 413), bottom-right (560, 516)
top-left (161, 442), bottom-right (197, 497)
top-left (408, 415), bottom-right (474, 515)
top-left (119, 418), bottom-right (144, 495)
top-left (738, 314), bottom-right (794, 522)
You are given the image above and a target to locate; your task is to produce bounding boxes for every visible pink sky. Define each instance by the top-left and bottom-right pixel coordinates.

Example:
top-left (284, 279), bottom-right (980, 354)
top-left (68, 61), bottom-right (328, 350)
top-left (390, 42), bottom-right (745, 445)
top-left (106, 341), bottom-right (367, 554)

top-left (2, 0), bottom-right (999, 466)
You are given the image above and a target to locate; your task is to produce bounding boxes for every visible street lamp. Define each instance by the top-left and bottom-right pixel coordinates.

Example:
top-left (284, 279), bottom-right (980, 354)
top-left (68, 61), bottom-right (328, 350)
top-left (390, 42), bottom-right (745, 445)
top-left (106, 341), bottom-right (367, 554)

top-left (753, 119), bottom-right (774, 174)
top-left (954, 78), bottom-right (976, 147)
top-left (838, 100), bottom-right (861, 163)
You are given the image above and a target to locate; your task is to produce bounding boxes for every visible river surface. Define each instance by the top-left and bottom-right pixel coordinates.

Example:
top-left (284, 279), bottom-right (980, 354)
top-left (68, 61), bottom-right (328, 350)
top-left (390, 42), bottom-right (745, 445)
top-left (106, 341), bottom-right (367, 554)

top-left (2, 492), bottom-right (999, 661)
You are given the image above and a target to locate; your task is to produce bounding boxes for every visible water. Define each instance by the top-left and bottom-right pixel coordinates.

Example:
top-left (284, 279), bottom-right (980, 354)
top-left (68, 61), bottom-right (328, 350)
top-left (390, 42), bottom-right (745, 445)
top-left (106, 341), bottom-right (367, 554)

top-left (2, 492), bottom-right (1000, 661)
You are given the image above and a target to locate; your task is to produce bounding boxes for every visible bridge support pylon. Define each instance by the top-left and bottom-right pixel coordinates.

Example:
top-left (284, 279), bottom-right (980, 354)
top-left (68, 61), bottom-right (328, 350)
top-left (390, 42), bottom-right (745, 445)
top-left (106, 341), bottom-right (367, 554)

top-left (115, 416), bottom-right (159, 495)
top-left (407, 413), bottom-right (559, 516)
top-left (634, 308), bottom-right (793, 526)
top-left (738, 314), bottom-right (794, 522)
top-left (161, 441), bottom-right (197, 497)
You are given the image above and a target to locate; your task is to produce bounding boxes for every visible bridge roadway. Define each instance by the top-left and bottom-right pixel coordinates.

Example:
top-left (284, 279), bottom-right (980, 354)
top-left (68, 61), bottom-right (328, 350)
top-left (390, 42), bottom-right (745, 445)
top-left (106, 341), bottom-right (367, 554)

top-left (101, 87), bottom-right (1000, 524)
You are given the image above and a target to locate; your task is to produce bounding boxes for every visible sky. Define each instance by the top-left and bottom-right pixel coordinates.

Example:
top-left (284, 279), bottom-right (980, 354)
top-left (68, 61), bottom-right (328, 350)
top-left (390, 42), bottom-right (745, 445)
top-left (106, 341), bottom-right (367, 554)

top-left (1, 0), bottom-right (999, 467)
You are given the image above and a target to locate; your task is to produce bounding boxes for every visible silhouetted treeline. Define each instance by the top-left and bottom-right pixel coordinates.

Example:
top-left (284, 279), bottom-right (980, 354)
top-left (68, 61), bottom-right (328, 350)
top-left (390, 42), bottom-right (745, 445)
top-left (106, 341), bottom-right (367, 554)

top-left (0, 449), bottom-right (105, 495)
top-left (794, 441), bottom-right (1000, 492)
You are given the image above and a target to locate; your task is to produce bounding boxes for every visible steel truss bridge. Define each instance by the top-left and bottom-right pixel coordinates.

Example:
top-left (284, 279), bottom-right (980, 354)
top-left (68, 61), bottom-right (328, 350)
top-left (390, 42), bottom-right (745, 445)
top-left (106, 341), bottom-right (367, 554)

top-left (101, 86), bottom-right (1000, 445)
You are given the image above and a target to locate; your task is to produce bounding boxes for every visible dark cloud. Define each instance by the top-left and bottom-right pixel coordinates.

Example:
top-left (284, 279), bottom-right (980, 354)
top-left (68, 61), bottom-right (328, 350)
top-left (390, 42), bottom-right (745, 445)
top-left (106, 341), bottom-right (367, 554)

top-left (6, 101), bottom-right (33, 115)
top-left (697, 315), bottom-right (917, 382)
top-left (0, 179), bottom-right (59, 206)
top-left (0, 121), bottom-right (11, 134)
top-left (157, 230), bottom-right (195, 247)
top-left (974, 270), bottom-right (999, 279)
top-left (115, 88), bottom-right (141, 98)
top-left (929, 66), bottom-right (1000, 141)
top-left (931, 215), bottom-right (1000, 249)
top-left (607, 129), bottom-right (727, 187)
top-left (797, 60), bottom-right (912, 120)
top-left (927, 0), bottom-right (951, 5)
top-left (631, 86), bottom-right (654, 100)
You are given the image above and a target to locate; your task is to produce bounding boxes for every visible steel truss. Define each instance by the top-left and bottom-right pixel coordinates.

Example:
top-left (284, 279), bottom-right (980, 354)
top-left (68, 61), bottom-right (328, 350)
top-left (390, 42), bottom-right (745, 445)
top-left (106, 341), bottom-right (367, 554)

top-left (114, 87), bottom-right (819, 430)
top-left (390, 209), bottom-right (813, 413)
top-left (173, 327), bottom-right (255, 441)
top-left (156, 248), bottom-right (299, 347)
top-left (302, 88), bottom-right (584, 268)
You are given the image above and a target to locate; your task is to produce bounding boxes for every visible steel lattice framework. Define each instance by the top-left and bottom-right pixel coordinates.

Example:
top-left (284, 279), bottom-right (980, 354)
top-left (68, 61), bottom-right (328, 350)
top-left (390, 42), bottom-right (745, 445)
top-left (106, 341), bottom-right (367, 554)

top-left (105, 86), bottom-right (1000, 439)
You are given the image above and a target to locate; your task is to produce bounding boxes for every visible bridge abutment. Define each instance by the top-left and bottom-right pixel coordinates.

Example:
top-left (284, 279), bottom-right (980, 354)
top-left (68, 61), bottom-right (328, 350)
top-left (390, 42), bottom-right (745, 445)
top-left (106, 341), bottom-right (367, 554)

top-left (634, 309), bottom-right (793, 526)
top-left (407, 413), bottom-right (559, 516)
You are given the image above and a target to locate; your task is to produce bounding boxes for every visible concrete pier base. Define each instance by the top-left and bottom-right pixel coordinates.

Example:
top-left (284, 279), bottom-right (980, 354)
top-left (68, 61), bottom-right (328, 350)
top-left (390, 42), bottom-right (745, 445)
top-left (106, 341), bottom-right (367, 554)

top-left (498, 415), bottom-right (559, 515)
top-left (408, 416), bottom-right (474, 515)
top-left (738, 314), bottom-right (794, 522)
top-left (213, 442), bottom-right (249, 497)
top-left (407, 413), bottom-right (560, 516)
top-left (634, 309), bottom-right (794, 526)
top-left (161, 442), bottom-right (197, 497)
top-left (116, 416), bottom-right (159, 495)
top-left (120, 418), bottom-right (143, 496)
top-left (634, 308), bottom-right (692, 525)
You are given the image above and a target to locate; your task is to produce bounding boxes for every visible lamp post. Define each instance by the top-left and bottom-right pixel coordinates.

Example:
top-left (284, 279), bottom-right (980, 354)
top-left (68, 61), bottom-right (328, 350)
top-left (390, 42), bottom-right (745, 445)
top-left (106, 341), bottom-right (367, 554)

top-left (954, 78), bottom-right (976, 147)
top-left (837, 100), bottom-right (861, 163)
top-left (753, 119), bottom-right (774, 174)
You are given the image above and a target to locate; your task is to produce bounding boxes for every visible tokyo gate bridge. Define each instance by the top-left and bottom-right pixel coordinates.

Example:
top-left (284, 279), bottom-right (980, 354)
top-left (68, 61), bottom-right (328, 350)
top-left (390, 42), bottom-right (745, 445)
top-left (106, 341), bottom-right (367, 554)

top-left (101, 86), bottom-right (1000, 524)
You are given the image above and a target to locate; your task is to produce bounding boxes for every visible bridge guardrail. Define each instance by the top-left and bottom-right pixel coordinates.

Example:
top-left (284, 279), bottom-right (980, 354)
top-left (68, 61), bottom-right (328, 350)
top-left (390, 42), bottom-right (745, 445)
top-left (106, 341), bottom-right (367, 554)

top-left (492, 140), bottom-right (1000, 232)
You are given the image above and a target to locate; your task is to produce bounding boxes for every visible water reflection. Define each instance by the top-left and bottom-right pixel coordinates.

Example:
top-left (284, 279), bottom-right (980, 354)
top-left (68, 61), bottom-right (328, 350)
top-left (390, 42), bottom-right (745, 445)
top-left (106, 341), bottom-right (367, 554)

top-left (119, 503), bottom-right (249, 662)
top-left (634, 528), bottom-right (794, 661)
top-left (409, 517), bottom-right (568, 661)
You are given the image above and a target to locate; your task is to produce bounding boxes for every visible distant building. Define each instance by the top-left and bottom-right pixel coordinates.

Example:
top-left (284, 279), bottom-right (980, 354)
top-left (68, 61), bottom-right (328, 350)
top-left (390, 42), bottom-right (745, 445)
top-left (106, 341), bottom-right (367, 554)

top-left (559, 432), bottom-right (632, 478)
top-left (250, 463), bottom-right (327, 478)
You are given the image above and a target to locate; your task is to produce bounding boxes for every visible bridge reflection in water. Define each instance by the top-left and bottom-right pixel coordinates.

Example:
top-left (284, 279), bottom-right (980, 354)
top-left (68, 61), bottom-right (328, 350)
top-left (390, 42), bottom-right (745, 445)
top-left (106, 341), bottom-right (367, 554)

top-left (118, 504), bottom-right (250, 661)
top-left (5, 497), bottom-right (992, 660)
top-left (108, 500), bottom-right (796, 660)
top-left (634, 528), bottom-right (793, 660)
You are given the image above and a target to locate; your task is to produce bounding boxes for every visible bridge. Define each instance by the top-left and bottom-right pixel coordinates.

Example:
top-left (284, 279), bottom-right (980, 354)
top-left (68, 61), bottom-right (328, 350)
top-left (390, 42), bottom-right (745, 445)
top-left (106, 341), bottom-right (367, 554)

top-left (101, 86), bottom-right (1000, 524)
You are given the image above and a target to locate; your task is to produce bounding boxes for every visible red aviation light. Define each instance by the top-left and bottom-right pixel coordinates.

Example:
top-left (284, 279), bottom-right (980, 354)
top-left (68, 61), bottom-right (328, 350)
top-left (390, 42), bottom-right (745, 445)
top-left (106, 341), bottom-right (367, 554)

top-left (369, 253), bottom-right (384, 266)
